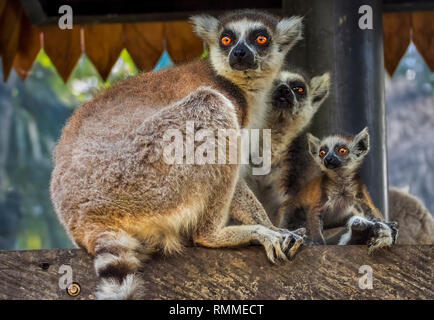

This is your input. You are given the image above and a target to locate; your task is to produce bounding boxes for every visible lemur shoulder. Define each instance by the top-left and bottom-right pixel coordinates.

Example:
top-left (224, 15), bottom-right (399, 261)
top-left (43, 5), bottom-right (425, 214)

top-left (50, 10), bottom-right (304, 299)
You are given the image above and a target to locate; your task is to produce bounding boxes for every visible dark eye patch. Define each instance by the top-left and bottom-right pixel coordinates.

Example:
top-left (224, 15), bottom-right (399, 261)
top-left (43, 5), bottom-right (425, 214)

top-left (219, 29), bottom-right (236, 51)
top-left (248, 28), bottom-right (271, 50)
top-left (334, 144), bottom-right (349, 155)
top-left (288, 80), bottom-right (306, 87)
top-left (288, 80), bottom-right (306, 99)
top-left (320, 146), bottom-right (329, 153)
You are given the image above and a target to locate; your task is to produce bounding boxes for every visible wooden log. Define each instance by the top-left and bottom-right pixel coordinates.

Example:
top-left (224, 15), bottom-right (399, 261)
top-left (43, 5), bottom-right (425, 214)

top-left (0, 245), bottom-right (432, 300)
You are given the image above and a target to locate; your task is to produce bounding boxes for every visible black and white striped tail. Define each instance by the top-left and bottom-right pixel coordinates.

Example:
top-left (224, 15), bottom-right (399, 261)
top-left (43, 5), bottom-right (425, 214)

top-left (93, 232), bottom-right (149, 300)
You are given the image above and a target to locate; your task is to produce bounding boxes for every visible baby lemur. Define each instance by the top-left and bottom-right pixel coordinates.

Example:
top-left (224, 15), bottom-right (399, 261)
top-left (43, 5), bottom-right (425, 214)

top-left (50, 10), bottom-right (304, 299)
top-left (277, 128), bottom-right (399, 251)
top-left (245, 70), bottom-right (331, 223)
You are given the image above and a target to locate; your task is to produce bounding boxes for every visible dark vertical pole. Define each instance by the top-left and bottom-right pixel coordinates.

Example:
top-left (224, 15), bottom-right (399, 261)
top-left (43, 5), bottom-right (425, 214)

top-left (282, 0), bottom-right (389, 219)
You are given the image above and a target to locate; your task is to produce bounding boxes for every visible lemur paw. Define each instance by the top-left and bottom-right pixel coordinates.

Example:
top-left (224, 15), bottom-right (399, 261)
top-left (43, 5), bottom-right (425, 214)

top-left (339, 216), bottom-right (399, 250)
top-left (257, 226), bottom-right (303, 263)
top-left (271, 226), bottom-right (306, 237)
top-left (368, 221), bottom-right (399, 254)
top-left (271, 226), bottom-right (305, 259)
top-left (291, 227), bottom-right (307, 237)
top-left (350, 216), bottom-right (371, 231)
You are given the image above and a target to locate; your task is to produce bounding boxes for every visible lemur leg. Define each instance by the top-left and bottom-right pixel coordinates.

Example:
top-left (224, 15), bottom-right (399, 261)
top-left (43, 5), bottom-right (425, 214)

top-left (275, 199), bottom-right (290, 228)
top-left (338, 216), bottom-right (373, 245)
top-left (194, 181), bottom-right (303, 262)
top-left (305, 206), bottom-right (325, 245)
top-left (276, 198), bottom-right (306, 236)
top-left (357, 185), bottom-right (384, 219)
top-left (230, 178), bottom-right (306, 234)
top-left (230, 178), bottom-right (274, 227)
top-left (324, 205), bottom-right (362, 244)
top-left (229, 178), bottom-right (304, 258)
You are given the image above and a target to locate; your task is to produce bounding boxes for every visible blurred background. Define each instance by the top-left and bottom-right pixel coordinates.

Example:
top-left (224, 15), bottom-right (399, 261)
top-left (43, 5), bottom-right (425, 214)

top-left (0, 0), bottom-right (433, 250)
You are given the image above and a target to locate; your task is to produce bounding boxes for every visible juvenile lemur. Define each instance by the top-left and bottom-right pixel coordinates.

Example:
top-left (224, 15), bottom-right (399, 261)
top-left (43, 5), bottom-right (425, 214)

top-left (277, 128), bottom-right (399, 252)
top-left (245, 70), bottom-right (331, 223)
top-left (50, 10), bottom-right (304, 299)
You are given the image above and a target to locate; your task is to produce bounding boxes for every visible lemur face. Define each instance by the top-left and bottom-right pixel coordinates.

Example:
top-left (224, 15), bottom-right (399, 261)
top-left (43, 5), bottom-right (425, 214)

top-left (270, 71), bottom-right (331, 117)
top-left (271, 71), bottom-right (308, 113)
top-left (307, 128), bottom-right (370, 172)
top-left (218, 22), bottom-right (269, 71)
top-left (190, 10), bottom-right (303, 88)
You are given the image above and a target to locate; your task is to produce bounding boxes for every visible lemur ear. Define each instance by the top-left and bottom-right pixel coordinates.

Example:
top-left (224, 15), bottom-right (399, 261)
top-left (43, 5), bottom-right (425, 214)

top-left (310, 72), bottom-right (331, 108)
top-left (307, 133), bottom-right (321, 158)
top-left (351, 127), bottom-right (370, 158)
top-left (275, 16), bottom-right (303, 51)
top-left (190, 15), bottom-right (220, 44)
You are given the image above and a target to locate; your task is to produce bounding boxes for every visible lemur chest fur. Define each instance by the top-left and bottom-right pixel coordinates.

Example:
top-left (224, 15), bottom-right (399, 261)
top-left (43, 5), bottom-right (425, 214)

top-left (321, 177), bottom-right (358, 226)
top-left (245, 89), bottom-right (271, 130)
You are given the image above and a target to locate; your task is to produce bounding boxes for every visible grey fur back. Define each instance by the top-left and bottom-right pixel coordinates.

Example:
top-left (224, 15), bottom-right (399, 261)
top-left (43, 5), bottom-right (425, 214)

top-left (389, 187), bottom-right (434, 244)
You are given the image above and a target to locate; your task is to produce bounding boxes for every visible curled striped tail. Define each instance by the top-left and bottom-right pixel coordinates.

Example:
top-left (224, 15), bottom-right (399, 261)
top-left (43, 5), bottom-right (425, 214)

top-left (93, 231), bottom-right (150, 300)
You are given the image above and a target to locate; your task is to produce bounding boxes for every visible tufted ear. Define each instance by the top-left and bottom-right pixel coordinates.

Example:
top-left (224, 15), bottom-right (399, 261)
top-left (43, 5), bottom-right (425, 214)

top-left (275, 16), bottom-right (303, 52)
top-left (310, 72), bottom-right (331, 109)
top-left (307, 133), bottom-right (321, 158)
top-left (350, 127), bottom-right (370, 158)
top-left (190, 15), bottom-right (220, 45)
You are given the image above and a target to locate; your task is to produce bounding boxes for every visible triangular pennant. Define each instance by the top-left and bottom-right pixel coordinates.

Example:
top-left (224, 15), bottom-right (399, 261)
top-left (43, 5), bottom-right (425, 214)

top-left (123, 22), bottom-right (164, 72)
top-left (153, 50), bottom-right (174, 71)
top-left (383, 12), bottom-right (411, 76)
top-left (0, 0), bottom-right (22, 81)
top-left (164, 21), bottom-right (202, 62)
top-left (411, 11), bottom-right (434, 71)
top-left (83, 23), bottom-right (124, 81)
top-left (13, 15), bottom-right (41, 81)
top-left (40, 25), bottom-right (82, 83)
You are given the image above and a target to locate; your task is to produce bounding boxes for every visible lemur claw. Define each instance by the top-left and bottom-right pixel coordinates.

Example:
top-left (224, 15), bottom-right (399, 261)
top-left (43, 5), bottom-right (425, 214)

top-left (367, 221), bottom-right (399, 254)
top-left (283, 232), bottom-right (303, 260)
top-left (261, 227), bottom-right (303, 263)
top-left (292, 227), bottom-right (307, 237)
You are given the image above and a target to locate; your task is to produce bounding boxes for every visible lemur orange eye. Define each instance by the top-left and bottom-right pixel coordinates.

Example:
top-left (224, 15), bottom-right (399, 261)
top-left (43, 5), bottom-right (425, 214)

top-left (319, 150), bottom-right (327, 158)
top-left (256, 35), bottom-right (267, 44)
top-left (221, 36), bottom-right (232, 45)
top-left (294, 86), bottom-right (305, 95)
top-left (339, 147), bottom-right (348, 155)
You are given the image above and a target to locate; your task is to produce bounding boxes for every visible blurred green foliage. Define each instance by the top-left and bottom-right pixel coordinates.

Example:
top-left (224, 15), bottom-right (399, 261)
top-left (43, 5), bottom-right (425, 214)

top-left (0, 49), bottom-right (138, 250)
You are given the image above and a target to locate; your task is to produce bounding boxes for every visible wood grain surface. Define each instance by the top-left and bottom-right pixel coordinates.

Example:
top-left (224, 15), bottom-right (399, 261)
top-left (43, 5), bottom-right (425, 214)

top-left (0, 245), bottom-right (432, 300)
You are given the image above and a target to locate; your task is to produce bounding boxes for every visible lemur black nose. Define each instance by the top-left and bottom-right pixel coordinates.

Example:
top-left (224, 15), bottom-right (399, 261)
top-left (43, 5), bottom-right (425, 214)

top-left (229, 43), bottom-right (256, 70)
top-left (324, 155), bottom-right (341, 169)
top-left (278, 85), bottom-right (291, 96)
top-left (233, 47), bottom-right (246, 58)
top-left (272, 84), bottom-right (294, 109)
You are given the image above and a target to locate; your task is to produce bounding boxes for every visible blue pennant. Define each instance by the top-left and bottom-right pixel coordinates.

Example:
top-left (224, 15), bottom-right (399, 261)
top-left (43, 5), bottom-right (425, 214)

top-left (154, 50), bottom-right (174, 71)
